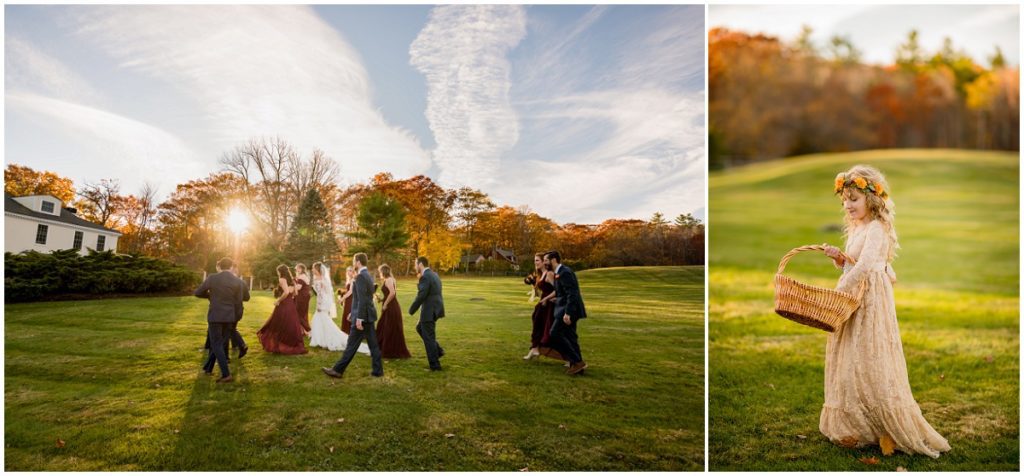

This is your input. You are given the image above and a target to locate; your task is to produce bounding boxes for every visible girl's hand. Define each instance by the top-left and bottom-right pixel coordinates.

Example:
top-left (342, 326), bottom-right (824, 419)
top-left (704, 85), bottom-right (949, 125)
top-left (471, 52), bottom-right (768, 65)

top-left (823, 244), bottom-right (845, 266)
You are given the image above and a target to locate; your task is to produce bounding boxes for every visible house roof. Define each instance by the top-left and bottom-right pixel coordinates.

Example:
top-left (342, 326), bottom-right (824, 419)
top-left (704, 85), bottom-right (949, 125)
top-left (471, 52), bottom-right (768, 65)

top-left (4, 193), bottom-right (122, 235)
top-left (493, 247), bottom-right (517, 261)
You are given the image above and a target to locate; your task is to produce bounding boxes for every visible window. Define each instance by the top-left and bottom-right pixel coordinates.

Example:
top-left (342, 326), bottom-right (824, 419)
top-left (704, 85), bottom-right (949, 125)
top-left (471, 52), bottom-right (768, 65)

top-left (41, 201), bottom-right (55, 213)
top-left (35, 224), bottom-right (48, 244)
top-left (73, 231), bottom-right (84, 250)
top-left (96, 235), bottom-right (106, 252)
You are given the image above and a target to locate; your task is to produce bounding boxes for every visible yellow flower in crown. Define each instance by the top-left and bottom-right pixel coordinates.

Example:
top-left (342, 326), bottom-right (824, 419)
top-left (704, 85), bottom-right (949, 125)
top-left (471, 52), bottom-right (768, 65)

top-left (874, 182), bottom-right (885, 197)
top-left (834, 177), bottom-right (845, 193)
top-left (853, 177), bottom-right (868, 189)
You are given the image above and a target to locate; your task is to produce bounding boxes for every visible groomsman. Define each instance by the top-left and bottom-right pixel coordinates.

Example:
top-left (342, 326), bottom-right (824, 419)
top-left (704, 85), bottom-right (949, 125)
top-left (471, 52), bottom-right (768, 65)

top-left (229, 263), bottom-right (250, 359)
top-left (194, 257), bottom-right (245, 383)
top-left (322, 252), bottom-right (384, 379)
top-left (544, 251), bottom-right (588, 375)
top-left (409, 256), bottom-right (446, 371)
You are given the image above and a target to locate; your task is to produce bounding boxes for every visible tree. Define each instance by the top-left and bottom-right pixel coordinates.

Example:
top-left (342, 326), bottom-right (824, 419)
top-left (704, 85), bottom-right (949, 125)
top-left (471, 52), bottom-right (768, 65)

top-left (794, 25), bottom-right (816, 56)
top-left (895, 30), bottom-right (923, 71)
top-left (989, 46), bottom-right (1006, 69)
top-left (674, 213), bottom-right (701, 227)
top-left (418, 228), bottom-right (465, 272)
top-left (285, 188), bottom-right (338, 262)
top-left (77, 179), bottom-right (124, 228)
top-left (347, 192), bottom-right (409, 267)
top-left (453, 186), bottom-right (496, 254)
top-left (156, 173), bottom-right (246, 269)
top-left (827, 35), bottom-right (861, 65)
top-left (4, 164), bottom-right (76, 203)
top-left (116, 183), bottom-right (159, 256)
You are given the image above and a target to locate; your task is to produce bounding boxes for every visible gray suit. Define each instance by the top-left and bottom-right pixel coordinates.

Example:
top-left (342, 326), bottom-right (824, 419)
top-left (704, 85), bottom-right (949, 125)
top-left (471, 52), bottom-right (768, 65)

top-left (409, 268), bottom-right (445, 369)
top-left (194, 271), bottom-right (244, 377)
top-left (331, 267), bottom-right (383, 376)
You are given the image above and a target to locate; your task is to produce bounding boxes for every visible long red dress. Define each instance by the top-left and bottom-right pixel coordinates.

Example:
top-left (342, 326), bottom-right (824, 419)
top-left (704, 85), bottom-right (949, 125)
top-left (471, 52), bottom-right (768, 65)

top-left (295, 276), bottom-right (312, 332)
top-left (532, 278), bottom-right (564, 360)
top-left (257, 292), bottom-right (308, 355)
top-left (376, 282), bottom-right (411, 359)
top-left (341, 282), bottom-right (353, 334)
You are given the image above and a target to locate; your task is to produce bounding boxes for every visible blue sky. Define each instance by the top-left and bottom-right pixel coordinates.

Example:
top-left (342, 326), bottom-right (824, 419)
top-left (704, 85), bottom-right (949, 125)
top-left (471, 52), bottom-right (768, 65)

top-left (5, 5), bottom-right (705, 224)
top-left (711, 4), bottom-right (1019, 67)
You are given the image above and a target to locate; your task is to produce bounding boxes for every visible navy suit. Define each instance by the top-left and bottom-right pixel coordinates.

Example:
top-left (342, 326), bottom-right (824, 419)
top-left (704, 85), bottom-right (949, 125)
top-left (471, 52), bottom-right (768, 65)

top-left (549, 264), bottom-right (586, 365)
top-left (409, 267), bottom-right (445, 369)
top-left (331, 267), bottom-right (383, 376)
top-left (194, 271), bottom-right (244, 377)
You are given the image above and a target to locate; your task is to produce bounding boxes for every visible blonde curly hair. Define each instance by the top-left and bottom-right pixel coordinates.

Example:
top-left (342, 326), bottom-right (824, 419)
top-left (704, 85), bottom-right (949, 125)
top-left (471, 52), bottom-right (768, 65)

top-left (835, 165), bottom-right (899, 262)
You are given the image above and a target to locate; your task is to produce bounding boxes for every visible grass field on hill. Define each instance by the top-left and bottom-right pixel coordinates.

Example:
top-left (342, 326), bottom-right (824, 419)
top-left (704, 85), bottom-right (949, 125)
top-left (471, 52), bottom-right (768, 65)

top-left (709, 149), bottom-right (1019, 471)
top-left (5, 266), bottom-right (704, 471)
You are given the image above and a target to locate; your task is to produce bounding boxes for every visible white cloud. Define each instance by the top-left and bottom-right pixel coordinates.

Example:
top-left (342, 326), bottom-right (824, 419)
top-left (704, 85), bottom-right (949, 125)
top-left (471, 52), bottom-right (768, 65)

top-left (6, 92), bottom-right (205, 190)
top-left (69, 5), bottom-right (430, 182)
top-left (409, 5), bottom-right (527, 189)
top-left (4, 36), bottom-right (103, 105)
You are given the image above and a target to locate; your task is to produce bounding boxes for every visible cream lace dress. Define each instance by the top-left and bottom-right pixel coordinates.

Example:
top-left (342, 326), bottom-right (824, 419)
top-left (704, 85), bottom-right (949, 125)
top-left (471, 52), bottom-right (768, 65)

top-left (820, 219), bottom-right (951, 458)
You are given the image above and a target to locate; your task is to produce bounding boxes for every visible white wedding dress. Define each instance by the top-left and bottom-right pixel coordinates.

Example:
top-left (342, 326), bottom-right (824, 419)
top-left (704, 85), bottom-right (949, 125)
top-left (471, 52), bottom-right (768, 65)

top-left (308, 271), bottom-right (369, 354)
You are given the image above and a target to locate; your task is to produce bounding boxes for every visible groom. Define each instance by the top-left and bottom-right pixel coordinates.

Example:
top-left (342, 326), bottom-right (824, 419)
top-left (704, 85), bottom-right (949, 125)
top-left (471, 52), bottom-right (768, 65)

top-left (544, 251), bottom-right (588, 375)
top-left (194, 257), bottom-right (245, 383)
top-left (409, 256), bottom-right (445, 371)
top-left (322, 252), bottom-right (383, 379)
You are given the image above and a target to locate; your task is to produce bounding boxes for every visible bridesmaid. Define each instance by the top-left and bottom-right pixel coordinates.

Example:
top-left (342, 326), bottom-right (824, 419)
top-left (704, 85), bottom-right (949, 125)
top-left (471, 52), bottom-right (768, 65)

top-left (294, 263), bottom-right (312, 334)
top-left (256, 264), bottom-right (308, 354)
top-left (523, 252), bottom-right (564, 361)
top-left (375, 264), bottom-right (411, 359)
top-left (337, 266), bottom-right (355, 334)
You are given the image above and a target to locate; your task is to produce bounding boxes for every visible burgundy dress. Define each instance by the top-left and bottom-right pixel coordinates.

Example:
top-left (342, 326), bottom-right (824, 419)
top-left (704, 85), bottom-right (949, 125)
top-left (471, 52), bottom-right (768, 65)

top-left (295, 276), bottom-right (312, 332)
top-left (341, 282), bottom-right (353, 334)
top-left (257, 292), bottom-right (308, 355)
top-left (376, 283), bottom-right (411, 359)
top-left (531, 278), bottom-right (564, 361)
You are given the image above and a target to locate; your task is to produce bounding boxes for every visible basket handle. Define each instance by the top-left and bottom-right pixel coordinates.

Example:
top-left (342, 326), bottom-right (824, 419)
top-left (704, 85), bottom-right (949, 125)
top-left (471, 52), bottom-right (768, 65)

top-left (776, 244), bottom-right (867, 301)
top-left (776, 244), bottom-right (857, 275)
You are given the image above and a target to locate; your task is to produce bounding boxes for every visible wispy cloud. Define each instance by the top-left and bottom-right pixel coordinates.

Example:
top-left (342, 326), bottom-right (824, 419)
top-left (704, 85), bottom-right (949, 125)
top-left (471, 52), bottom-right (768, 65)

top-left (493, 6), bottom-right (706, 224)
top-left (409, 5), bottom-right (527, 188)
top-left (69, 5), bottom-right (430, 181)
top-left (6, 92), bottom-right (205, 188)
top-left (4, 35), bottom-right (103, 105)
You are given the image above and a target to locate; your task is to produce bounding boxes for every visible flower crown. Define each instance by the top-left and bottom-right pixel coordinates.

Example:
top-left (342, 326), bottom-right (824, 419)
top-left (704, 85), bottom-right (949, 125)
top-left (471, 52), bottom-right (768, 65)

top-left (834, 175), bottom-right (888, 199)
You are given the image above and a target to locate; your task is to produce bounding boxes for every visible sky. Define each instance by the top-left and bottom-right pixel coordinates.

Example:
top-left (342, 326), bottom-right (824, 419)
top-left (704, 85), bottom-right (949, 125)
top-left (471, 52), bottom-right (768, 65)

top-left (710, 4), bottom-right (1019, 67)
top-left (4, 5), bottom-right (705, 225)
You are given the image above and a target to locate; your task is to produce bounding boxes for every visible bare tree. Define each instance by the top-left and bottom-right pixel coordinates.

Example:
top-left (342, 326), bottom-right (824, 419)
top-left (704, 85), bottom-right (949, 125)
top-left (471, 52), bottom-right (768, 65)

top-left (77, 179), bottom-right (123, 228)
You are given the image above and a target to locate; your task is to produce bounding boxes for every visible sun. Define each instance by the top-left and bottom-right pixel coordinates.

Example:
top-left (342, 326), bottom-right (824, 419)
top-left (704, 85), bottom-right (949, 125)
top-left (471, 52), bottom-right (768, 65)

top-left (227, 208), bottom-right (249, 235)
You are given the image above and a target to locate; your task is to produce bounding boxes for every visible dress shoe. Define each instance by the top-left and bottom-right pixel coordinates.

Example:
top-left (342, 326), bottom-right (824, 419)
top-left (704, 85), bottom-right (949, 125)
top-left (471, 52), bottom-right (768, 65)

top-left (371, 372), bottom-right (384, 378)
top-left (523, 349), bottom-right (540, 360)
top-left (322, 367), bottom-right (343, 379)
top-left (203, 370), bottom-right (213, 376)
top-left (567, 361), bottom-right (588, 375)
top-left (238, 346), bottom-right (249, 360)
top-left (430, 366), bottom-right (443, 372)
top-left (216, 375), bottom-right (234, 383)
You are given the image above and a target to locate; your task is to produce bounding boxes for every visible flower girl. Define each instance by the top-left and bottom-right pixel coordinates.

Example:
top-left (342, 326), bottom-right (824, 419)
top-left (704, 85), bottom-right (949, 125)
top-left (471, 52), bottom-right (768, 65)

top-left (820, 165), bottom-right (950, 458)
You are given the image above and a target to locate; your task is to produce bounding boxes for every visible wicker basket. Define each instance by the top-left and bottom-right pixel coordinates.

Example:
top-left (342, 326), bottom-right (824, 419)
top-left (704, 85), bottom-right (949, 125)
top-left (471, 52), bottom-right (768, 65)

top-left (774, 244), bottom-right (866, 332)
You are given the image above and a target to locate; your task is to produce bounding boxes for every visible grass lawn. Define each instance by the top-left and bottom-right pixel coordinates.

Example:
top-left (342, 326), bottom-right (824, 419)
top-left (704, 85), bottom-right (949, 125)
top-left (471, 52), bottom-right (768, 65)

top-left (709, 149), bottom-right (1019, 471)
top-left (5, 266), bottom-right (703, 471)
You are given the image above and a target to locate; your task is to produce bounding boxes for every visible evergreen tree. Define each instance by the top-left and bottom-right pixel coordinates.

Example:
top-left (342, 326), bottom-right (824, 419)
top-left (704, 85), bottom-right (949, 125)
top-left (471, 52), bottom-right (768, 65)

top-left (285, 188), bottom-right (338, 262)
top-left (347, 191), bottom-right (409, 266)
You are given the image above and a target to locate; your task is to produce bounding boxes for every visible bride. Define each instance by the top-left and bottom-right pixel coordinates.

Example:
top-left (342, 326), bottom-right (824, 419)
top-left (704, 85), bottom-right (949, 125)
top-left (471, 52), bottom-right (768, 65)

top-left (308, 261), bottom-right (369, 354)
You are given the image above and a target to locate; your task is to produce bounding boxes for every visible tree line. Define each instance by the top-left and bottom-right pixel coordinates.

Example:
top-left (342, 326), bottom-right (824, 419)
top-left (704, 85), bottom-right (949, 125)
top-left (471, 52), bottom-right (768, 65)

top-left (709, 27), bottom-right (1019, 168)
top-left (6, 138), bottom-right (703, 283)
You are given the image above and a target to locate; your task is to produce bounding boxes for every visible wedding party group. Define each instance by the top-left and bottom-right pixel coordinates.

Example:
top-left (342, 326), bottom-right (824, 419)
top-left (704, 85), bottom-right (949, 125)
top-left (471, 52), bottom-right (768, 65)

top-left (192, 253), bottom-right (446, 383)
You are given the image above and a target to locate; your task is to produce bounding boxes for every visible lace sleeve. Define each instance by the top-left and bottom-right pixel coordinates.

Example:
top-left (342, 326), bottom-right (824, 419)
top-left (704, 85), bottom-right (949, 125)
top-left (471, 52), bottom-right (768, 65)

top-left (837, 221), bottom-right (888, 294)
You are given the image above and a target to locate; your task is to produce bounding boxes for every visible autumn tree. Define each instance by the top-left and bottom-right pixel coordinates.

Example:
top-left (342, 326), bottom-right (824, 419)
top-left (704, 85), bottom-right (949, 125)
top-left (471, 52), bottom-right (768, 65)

top-left (4, 164), bottom-right (77, 203)
top-left (156, 173), bottom-right (246, 269)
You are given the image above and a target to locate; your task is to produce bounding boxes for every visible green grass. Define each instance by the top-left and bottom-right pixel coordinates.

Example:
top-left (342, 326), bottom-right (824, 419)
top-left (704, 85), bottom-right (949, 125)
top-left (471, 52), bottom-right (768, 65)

top-left (5, 266), bottom-right (704, 471)
top-left (709, 149), bottom-right (1019, 471)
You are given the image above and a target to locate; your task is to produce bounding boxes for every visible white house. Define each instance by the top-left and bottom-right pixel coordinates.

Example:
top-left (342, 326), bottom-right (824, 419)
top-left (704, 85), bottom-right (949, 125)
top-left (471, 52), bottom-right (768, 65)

top-left (5, 193), bottom-right (122, 255)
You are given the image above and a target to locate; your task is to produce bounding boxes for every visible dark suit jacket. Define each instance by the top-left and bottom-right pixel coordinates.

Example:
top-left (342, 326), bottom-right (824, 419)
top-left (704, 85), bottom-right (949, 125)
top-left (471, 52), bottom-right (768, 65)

top-left (194, 270), bottom-right (245, 324)
top-left (350, 268), bottom-right (378, 324)
top-left (553, 264), bottom-right (587, 321)
top-left (409, 268), bottom-right (445, 321)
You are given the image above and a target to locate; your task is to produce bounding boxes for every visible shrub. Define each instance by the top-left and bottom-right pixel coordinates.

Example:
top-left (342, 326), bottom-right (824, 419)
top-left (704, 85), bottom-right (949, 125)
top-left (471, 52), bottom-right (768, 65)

top-left (4, 250), bottom-right (202, 302)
